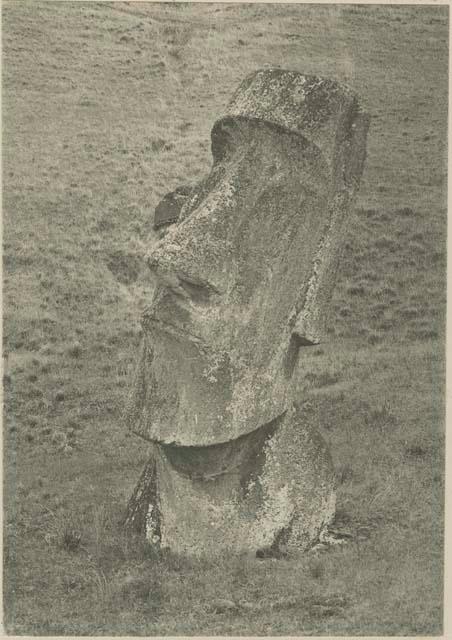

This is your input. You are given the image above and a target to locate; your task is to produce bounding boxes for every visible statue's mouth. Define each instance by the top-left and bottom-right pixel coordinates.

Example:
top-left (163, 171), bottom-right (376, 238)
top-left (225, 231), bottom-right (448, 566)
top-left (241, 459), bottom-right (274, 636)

top-left (144, 315), bottom-right (202, 344)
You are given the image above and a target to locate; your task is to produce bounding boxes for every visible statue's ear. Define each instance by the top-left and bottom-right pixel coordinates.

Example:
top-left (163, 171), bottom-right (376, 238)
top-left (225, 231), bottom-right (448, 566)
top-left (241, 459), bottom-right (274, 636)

top-left (284, 316), bottom-right (318, 378)
top-left (290, 111), bottom-right (370, 347)
top-left (344, 111), bottom-right (371, 190)
top-left (291, 248), bottom-right (330, 347)
top-left (292, 311), bottom-right (322, 346)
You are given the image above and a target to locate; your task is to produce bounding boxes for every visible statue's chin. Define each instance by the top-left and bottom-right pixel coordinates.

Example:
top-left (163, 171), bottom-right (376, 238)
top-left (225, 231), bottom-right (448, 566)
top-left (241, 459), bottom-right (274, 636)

top-left (143, 382), bottom-right (289, 447)
top-left (159, 413), bottom-right (284, 481)
top-left (139, 322), bottom-right (294, 446)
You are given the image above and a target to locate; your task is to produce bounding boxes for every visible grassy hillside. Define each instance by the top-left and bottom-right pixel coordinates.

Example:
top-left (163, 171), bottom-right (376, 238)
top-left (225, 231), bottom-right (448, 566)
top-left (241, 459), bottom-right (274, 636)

top-left (2, 2), bottom-right (447, 635)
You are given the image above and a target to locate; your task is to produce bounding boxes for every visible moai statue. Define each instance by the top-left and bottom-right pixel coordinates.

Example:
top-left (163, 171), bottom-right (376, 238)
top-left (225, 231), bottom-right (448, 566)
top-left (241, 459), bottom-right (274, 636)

top-left (124, 69), bottom-right (369, 556)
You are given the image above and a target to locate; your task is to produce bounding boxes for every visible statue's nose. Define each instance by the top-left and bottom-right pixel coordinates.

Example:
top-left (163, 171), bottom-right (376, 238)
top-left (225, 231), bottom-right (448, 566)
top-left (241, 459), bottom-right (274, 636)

top-left (146, 232), bottom-right (177, 276)
top-left (146, 248), bottom-right (181, 293)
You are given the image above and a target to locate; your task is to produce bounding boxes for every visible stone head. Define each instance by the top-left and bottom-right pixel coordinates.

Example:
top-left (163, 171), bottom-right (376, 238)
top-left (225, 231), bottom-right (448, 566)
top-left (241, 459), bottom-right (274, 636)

top-left (128, 69), bottom-right (369, 447)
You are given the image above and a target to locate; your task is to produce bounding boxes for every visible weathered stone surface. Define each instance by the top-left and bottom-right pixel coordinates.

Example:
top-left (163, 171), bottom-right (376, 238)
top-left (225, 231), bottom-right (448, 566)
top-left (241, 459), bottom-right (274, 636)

top-left (144, 406), bottom-right (336, 554)
top-left (125, 68), bottom-right (369, 555)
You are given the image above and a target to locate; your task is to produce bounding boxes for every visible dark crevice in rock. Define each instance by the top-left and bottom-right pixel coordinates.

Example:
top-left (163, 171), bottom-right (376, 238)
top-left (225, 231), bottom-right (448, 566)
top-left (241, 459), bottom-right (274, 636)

top-left (123, 455), bottom-right (161, 540)
top-left (160, 412), bottom-right (284, 484)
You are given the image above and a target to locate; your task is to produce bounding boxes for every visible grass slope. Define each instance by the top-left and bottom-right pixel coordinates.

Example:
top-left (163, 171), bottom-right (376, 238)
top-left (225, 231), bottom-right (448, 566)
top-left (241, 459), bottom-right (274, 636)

top-left (2, 2), bottom-right (447, 635)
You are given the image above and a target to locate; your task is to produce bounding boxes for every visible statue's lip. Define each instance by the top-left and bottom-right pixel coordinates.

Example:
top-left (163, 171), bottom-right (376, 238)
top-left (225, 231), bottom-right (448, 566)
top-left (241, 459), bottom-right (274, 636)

top-left (144, 315), bottom-right (202, 343)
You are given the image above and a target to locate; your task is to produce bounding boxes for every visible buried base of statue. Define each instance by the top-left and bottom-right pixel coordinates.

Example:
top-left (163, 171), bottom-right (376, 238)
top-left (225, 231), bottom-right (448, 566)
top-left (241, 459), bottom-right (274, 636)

top-left (125, 405), bottom-right (336, 556)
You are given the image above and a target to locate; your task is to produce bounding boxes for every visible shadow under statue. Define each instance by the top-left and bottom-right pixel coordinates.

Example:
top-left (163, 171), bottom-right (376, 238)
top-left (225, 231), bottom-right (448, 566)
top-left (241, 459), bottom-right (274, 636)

top-left (124, 68), bottom-right (369, 556)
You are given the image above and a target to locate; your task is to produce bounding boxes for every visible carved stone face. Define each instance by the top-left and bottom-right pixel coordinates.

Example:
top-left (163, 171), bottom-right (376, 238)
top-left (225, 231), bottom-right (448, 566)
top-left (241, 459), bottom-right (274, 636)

top-left (129, 70), bottom-right (369, 447)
